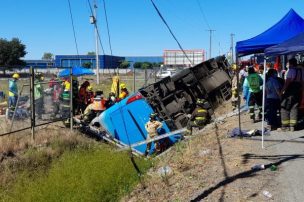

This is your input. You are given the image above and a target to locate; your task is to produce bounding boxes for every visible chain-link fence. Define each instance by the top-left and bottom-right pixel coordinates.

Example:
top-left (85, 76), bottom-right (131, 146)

top-left (0, 67), bottom-right (73, 138)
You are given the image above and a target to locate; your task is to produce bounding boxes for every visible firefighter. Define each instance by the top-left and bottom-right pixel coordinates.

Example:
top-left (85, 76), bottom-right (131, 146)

top-left (186, 98), bottom-right (211, 135)
top-left (86, 85), bottom-right (95, 105)
top-left (8, 73), bottom-right (20, 109)
top-left (144, 113), bottom-right (163, 156)
top-left (280, 58), bottom-right (303, 131)
top-left (119, 83), bottom-right (129, 100)
top-left (231, 64), bottom-right (239, 110)
top-left (83, 90), bottom-right (106, 123)
top-left (243, 66), bottom-right (263, 123)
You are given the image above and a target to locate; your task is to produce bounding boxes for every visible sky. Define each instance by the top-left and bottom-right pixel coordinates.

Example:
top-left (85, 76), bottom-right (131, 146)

top-left (0, 0), bottom-right (303, 60)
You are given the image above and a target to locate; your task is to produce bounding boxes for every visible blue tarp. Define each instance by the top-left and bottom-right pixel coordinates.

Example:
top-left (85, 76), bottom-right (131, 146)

top-left (58, 66), bottom-right (94, 77)
top-left (265, 32), bottom-right (304, 56)
top-left (236, 9), bottom-right (304, 56)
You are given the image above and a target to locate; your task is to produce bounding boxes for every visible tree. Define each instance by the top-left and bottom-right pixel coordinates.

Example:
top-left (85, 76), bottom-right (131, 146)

top-left (141, 62), bottom-right (153, 69)
top-left (119, 61), bottom-right (130, 69)
top-left (133, 62), bottom-right (142, 69)
top-left (0, 38), bottom-right (26, 74)
top-left (82, 62), bottom-right (92, 68)
top-left (42, 52), bottom-right (53, 60)
top-left (87, 51), bottom-right (96, 55)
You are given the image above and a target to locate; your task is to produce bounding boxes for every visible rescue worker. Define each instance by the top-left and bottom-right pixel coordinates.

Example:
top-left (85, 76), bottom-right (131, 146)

top-left (83, 90), bottom-right (106, 123)
top-left (8, 73), bottom-right (20, 109)
top-left (34, 73), bottom-right (44, 119)
top-left (105, 92), bottom-right (117, 109)
top-left (86, 85), bottom-right (95, 105)
top-left (119, 83), bottom-right (129, 100)
top-left (186, 98), bottom-right (211, 135)
top-left (60, 78), bottom-right (71, 120)
top-left (78, 81), bottom-right (90, 113)
top-left (231, 64), bottom-right (238, 110)
top-left (280, 58), bottom-right (303, 131)
top-left (144, 113), bottom-right (163, 156)
top-left (48, 74), bottom-right (62, 118)
top-left (243, 66), bottom-right (263, 123)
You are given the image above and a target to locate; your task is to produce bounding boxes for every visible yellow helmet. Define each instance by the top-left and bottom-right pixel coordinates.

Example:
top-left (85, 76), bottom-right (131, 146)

top-left (12, 73), bottom-right (20, 79)
top-left (231, 64), bottom-right (238, 71)
top-left (87, 85), bottom-right (93, 91)
top-left (120, 83), bottom-right (126, 89)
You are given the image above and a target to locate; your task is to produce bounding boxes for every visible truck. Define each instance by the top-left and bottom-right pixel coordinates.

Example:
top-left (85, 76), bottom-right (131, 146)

top-left (81, 55), bottom-right (232, 155)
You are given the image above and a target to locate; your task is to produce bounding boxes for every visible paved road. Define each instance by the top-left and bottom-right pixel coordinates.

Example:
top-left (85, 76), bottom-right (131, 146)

top-left (250, 125), bottom-right (304, 202)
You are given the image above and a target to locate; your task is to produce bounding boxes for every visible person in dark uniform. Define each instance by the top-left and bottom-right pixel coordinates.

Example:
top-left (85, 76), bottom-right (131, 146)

top-left (186, 98), bottom-right (211, 135)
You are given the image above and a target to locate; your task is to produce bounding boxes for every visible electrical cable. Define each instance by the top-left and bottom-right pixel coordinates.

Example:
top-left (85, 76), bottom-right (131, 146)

top-left (102, 0), bottom-right (113, 56)
top-left (67, 0), bottom-right (80, 56)
top-left (149, 0), bottom-right (193, 66)
top-left (87, 0), bottom-right (106, 55)
top-left (196, 0), bottom-right (211, 30)
top-left (102, 0), bottom-right (113, 68)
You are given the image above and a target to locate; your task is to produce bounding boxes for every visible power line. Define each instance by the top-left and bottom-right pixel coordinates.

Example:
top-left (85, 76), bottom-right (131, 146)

top-left (67, 0), bottom-right (79, 56)
top-left (149, 0), bottom-right (193, 66)
top-left (196, 0), bottom-right (211, 30)
top-left (102, 0), bottom-right (113, 57)
top-left (87, 0), bottom-right (106, 55)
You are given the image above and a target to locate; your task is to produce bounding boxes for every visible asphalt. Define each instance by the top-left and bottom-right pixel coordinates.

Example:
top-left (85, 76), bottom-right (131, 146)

top-left (249, 123), bottom-right (304, 202)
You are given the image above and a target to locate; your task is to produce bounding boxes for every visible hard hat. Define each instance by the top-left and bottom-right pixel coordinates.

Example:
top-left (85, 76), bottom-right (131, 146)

top-left (150, 113), bottom-right (158, 119)
top-left (196, 98), bottom-right (204, 104)
top-left (87, 85), bottom-right (93, 91)
top-left (231, 64), bottom-right (237, 71)
top-left (12, 73), bottom-right (20, 79)
top-left (120, 83), bottom-right (126, 89)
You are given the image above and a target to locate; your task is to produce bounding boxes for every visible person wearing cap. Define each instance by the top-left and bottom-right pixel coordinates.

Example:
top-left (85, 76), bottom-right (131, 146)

top-left (186, 98), bottom-right (211, 135)
top-left (83, 90), bottom-right (106, 123)
top-left (144, 113), bottom-right (163, 156)
top-left (8, 73), bottom-right (20, 109)
top-left (243, 66), bottom-right (263, 123)
top-left (118, 83), bottom-right (129, 100)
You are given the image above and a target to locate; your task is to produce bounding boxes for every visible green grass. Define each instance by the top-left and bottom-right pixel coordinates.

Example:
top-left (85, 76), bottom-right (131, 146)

top-left (0, 145), bottom-right (151, 202)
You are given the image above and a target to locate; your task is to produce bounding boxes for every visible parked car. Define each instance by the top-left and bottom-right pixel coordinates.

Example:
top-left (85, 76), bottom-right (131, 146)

top-left (90, 56), bottom-right (232, 155)
top-left (156, 70), bottom-right (176, 78)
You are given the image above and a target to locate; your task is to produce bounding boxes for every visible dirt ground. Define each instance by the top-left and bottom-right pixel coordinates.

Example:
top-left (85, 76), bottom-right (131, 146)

top-left (123, 102), bottom-right (279, 202)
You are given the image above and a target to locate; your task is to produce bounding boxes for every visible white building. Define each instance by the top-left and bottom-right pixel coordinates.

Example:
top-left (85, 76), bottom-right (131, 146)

top-left (163, 49), bottom-right (205, 67)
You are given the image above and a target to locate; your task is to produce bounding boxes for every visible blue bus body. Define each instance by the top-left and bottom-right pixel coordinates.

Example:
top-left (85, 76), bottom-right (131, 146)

top-left (99, 93), bottom-right (182, 154)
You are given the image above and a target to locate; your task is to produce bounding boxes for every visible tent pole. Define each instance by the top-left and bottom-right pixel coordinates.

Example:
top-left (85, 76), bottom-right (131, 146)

top-left (236, 53), bottom-right (242, 135)
top-left (261, 58), bottom-right (267, 149)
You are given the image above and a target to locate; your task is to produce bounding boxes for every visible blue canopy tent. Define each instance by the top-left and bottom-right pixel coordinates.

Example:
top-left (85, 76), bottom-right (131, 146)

top-left (235, 9), bottom-right (304, 148)
top-left (265, 32), bottom-right (304, 56)
top-left (236, 9), bottom-right (304, 57)
top-left (58, 66), bottom-right (94, 77)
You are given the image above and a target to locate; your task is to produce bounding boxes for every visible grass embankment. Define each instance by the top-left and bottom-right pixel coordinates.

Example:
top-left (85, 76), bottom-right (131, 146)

top-left (0, 131), bottom-right (151, 202)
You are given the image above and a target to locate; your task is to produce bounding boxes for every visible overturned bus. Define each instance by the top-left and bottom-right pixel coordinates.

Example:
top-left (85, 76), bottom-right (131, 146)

top-left (85, 55), bottom-right (232, 155)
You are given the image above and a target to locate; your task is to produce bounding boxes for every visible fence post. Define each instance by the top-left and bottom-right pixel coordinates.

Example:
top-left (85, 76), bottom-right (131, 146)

top-left (144, 68), bottom-right (147, 86)
top-left (70, 67), bottom-right (73, 131)
top-left (133, 68), bottom-right (136, 93)
top-left (30, 67), bottom-right (35, 141)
